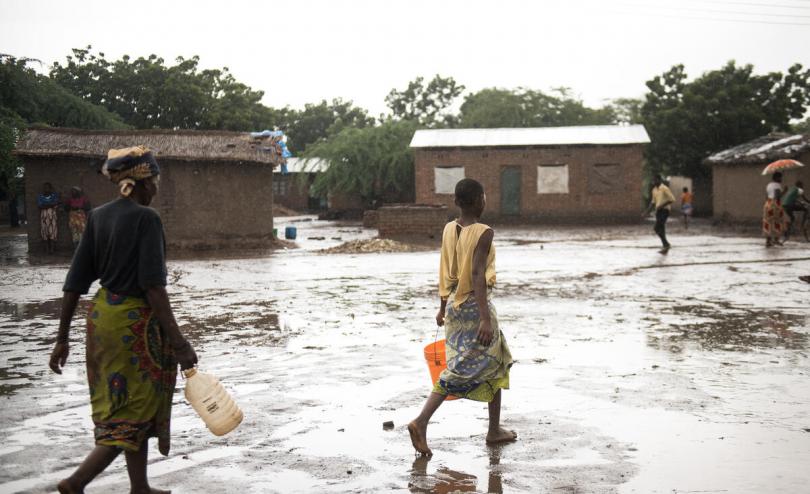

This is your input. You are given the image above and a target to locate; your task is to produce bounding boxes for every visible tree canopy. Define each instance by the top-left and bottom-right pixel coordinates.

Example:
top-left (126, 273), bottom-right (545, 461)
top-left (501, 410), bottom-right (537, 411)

top-left (458, 87), bottom-right (616, 128)
top-left (284, 98), bottom-right (375, 154)
top-left (305, 119), bottom-right (418, 206)
top-left (50, 47), bottom-right (281, 131)
top-left (0, 54), bottom-right (128, 196)
top-left (641, 61), bottom-right (810, 179)
top-left (385, 75), bottom-right (464, 127)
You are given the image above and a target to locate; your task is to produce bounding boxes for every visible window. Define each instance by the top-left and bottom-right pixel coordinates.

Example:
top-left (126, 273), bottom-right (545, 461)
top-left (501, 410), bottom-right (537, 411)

top-left (588, 163), bottom-right (622, 194)
top-left (273, 177), bottom-right (289, 196)
top-left (537, 165), bottom-right (569, 194)
top-left (434, 166), bottom-right (465, 194)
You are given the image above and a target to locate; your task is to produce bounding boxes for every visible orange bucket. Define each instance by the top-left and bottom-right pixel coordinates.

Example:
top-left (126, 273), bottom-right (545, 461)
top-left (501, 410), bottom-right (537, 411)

top-left (423, 339), bottom-right (459, 401)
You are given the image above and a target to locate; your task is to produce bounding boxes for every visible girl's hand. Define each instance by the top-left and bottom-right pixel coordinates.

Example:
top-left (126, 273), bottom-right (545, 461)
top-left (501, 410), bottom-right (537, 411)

top-left (435, 308), bottom-right (445, 327)
top-left (477, 319), bottom-right (494, 347)
top-left (49, 342), bottom-right (69, 374)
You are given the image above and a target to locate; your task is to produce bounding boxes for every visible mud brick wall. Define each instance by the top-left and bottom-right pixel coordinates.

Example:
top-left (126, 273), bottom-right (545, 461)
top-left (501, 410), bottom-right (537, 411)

top-left (414, 144), bottom-right (646, 222)
top-left (376, 204), bottom-right (448, 238)
top-left (712, 150), bottom-right (810, 223)
top-left (273, 173), bottom-right (311, 211)
top-left (23, 156), bottom-right (276, 252)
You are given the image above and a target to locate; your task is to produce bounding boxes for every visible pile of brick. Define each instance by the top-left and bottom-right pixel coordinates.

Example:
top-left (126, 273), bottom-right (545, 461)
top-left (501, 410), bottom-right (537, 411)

top-left (376, 204), bottom-right (448, 238)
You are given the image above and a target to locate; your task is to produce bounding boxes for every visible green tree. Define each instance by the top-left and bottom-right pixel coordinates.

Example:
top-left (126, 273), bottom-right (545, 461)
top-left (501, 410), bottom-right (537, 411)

top-left (459, 87), bottom-right (616, 128)
top-left (284, 98), bottom-right (375, 154)
top-left (607, 97), bottom-right (644, 124)
top-left (385, 75), bottom-right (464, 127)
top-left (642, 61), bottom-right (810, 179)
top-left (0, 54), bottom-right (128, 196)
top-left (50, 46), bottom-right (284, 131)
top-left (305, 119), bottom-right (418, 206)
top-left (793, 116), bottom-right (810, 134)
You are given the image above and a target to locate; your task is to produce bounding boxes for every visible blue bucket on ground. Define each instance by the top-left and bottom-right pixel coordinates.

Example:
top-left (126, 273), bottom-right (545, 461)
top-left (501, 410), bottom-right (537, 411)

top-left (284, 226), bottom-right (297, 240)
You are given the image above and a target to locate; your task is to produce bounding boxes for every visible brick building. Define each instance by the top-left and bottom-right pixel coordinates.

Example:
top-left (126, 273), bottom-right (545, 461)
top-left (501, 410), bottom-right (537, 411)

top-left (410, 125), bottom-right (650, 222)
top-left (15, 127), bottom-right (283, 252)
top-left (273, 157), bottom-right (328, 212)
top-left (705, 132), bottom-right (810, 223)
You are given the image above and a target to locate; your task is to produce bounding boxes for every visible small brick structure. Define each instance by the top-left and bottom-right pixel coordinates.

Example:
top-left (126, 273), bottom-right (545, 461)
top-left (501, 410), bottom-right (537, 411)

top-left (410, 125), bottom-right (650, 223)
top-left (15, 127), bottom-right (283, 252)
top-left (376, 204), bottom-right (449, 239)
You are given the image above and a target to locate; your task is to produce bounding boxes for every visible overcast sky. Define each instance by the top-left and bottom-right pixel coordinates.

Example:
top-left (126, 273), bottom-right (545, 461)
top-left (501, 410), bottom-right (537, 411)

top-left (2, 0), bottom-right (809, 117)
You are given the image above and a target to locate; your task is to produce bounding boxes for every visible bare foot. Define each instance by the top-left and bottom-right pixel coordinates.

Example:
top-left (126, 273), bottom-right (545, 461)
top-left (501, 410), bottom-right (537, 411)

top-left (486, 427), bottom-right (518, 445)
top-left (408, 420), bottom-right (432, 456)
top-left (57, 479), bottom-right (83, 494)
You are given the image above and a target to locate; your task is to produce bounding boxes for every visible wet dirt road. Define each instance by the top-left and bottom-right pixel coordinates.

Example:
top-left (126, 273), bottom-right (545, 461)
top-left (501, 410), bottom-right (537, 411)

top-left (0, 220), bottom-right (808, 493)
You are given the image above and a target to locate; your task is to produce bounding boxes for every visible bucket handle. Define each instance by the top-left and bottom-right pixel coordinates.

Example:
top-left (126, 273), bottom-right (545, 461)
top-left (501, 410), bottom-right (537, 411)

top-left (432, 324), bottom-right (441, 366)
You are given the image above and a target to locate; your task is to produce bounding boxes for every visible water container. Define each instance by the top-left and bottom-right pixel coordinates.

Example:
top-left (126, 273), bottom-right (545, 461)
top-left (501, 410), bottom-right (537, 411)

top-left (183, 368), bottom-right (244, 436)
top-left (285, 226), bottom-right (297, 240)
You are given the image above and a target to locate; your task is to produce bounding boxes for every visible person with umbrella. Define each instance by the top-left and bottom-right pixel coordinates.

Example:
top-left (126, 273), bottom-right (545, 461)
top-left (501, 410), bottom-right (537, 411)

top-left (762, 172), bottom-right (788, 247)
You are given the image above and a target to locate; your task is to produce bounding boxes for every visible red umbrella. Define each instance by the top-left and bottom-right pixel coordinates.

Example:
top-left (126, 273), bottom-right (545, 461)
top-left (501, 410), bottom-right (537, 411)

top-left (761, 159), bottom-right (805, 175)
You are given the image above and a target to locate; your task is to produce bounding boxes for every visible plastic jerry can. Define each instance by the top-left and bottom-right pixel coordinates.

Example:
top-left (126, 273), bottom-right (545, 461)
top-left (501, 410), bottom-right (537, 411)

top-left (183, 368), bottom-right (243, 436)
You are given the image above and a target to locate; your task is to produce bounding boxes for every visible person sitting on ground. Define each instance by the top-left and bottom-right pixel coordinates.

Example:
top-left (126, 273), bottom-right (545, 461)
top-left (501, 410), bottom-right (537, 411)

top-left (408, 178), bottom-right (516, 457)
top-left (782, 180), bottom-right (808, 240)
top-left (680, 186), bottom-right (693, 229)
top-left (37, 182), bottom-right (60, 254)
top-left (762, 172), bottom-right (788, 247)
top-left (49, 146), bottom-right (198, 494)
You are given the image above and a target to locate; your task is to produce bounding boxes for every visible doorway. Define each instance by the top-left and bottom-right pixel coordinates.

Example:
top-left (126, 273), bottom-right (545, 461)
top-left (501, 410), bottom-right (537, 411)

top-left (500, 167), bottom-right (521, 216)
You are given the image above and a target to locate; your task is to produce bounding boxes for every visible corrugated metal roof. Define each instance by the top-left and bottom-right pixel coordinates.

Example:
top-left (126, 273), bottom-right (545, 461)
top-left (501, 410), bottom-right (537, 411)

top-left (409, 125), bottom-right (650, 148)
top-left (705, 133), bottom-right (810, 166)
top-left (280, 157), bottom-right (330, 173)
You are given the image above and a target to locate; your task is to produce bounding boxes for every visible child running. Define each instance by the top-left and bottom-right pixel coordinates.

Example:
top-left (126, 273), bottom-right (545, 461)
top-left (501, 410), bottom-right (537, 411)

top-left (408, 178), bottom-right (515, 457)
top-left (680, 186), bottom-right (693, 229)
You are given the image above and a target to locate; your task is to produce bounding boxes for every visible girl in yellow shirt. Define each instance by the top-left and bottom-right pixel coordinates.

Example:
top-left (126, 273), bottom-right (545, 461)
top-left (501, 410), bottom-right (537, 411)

top-left (408, 178), bottom-right (515, 456)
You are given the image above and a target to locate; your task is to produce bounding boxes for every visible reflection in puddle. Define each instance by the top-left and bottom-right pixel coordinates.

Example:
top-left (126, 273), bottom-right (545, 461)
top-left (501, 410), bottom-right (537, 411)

top-left (408, 448), bottom-right (504, 494)
top-left (649, 303), bottom-right (808, 352)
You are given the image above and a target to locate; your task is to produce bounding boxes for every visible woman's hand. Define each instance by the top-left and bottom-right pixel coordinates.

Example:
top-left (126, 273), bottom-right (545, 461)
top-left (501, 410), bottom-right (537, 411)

top-left (477, 319), bottom-right (494, 347)
top-left (49, 342), bottom-right (69, 374)
top-left (173, 340), bottom-right (198, 371)
top-left (436, 308), bottom-right (445, 327)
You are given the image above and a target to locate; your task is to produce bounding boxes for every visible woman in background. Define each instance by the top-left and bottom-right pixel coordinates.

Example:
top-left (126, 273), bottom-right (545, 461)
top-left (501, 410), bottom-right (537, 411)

top-left (65, 186), bottom-right (91, 248)
top-left (37, 182), bottom-right (59, 253)
top-left (762, 172), bottom-right (787, 247)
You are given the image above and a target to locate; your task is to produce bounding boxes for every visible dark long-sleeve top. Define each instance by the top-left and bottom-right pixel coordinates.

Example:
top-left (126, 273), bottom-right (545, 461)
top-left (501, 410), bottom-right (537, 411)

top-left (63, 198), bottom-right (167, 297)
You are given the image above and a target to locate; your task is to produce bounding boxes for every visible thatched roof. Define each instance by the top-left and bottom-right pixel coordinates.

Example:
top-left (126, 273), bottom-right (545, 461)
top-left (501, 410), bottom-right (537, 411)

top-left (705, 132), bottom-right (810, 166)
top-left (14, 127), bottom-right (283, 166)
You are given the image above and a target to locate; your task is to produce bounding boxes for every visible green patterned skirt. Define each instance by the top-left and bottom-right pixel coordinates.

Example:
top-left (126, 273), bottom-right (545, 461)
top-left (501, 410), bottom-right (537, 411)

top-left (433, 292), bottom-right (513, 402)
top-left (86, 288), bottom-right (177, 455)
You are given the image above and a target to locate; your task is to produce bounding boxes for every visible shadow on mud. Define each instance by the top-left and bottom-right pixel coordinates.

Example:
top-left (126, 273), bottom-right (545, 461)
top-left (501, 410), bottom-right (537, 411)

top-left (648, 303), bottom-right (808, 352)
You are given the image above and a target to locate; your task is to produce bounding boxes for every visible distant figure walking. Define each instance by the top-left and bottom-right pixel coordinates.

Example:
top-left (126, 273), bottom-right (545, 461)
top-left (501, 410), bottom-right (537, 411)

top-left (408, 178), bottom-right (515, 457)
top-left (783, 180), bottom-right (808, 241)
top-left (65, 186), bottom-right (91, 247)
top-left (49, 146), bottom-right (198, 494)
top-left (762, 172), bottom-right (787, 247)
top-left (644, 175), bottom-right (675, 253)
top-left (680, 186), bottom-right (693, 229)
top-left (37, 182), bottom-right (59, 253)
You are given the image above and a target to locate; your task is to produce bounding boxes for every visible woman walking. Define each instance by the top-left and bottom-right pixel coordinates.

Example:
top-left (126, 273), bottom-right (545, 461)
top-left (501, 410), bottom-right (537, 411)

top-left (49, 146), bottom-right (198, 494)
top-left (408, 178), bottom-right (515, 457)
top-left (763, 172), bottom-right (788, 247)
top-left (37, 182), bottom-right (59, 253)
top-left (65, 186), bottom-right (91, 248)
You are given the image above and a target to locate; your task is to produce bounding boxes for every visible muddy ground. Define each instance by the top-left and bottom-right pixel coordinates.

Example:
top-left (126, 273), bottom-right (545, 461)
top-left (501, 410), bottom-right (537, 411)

top-left (0, 218), bottom-right (808, 494)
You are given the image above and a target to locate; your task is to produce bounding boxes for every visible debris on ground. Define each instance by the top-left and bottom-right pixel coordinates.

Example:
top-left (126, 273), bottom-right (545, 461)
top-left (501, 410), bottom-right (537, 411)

top-left (382, 421), bottom-right (394, 430)
top-left (319, 238), bottom-right (418, 254)
top-left (273, 204), bottom-right (306, 217)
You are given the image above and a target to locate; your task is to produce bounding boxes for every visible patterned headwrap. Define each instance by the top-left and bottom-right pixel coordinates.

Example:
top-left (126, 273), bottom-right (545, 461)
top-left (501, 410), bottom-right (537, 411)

top-left (102, 146), bottom-right (160, 197)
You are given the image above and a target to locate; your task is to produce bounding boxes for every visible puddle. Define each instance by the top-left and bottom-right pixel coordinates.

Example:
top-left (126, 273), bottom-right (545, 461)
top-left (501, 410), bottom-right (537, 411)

top-left (1, 221), bottom-right (809, 492)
